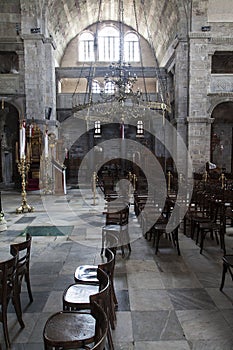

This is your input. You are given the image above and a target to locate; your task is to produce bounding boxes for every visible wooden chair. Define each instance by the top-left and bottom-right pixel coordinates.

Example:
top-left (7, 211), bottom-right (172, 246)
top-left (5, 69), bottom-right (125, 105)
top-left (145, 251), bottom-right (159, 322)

top-left (196, 199), bottom-right (226, 254)
top-left (0, 256), bottom-right (25, 349)
top-left (151, 222), bottom-right (181, 255)
top-left (43, 299), bottom-right (108, 349)
top-left (10, 233), bottom-right (33, 304)
top-left (101, 204), bottom-right (131, 257)
top-left (220, 255), bottom-right (233, 291)
top-left (74, 246), bottom-right (118, 326)
top-left (62, 268), bottom-right (114, 350)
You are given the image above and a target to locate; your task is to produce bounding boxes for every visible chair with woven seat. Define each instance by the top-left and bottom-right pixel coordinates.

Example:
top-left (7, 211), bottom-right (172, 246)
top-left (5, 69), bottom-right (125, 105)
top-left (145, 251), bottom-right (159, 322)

top-left (220, 255), bottom-right (233, 291)
top-left (43, 298), bottom-right (108, 349)
top-left (62, 268), bottom-right (114, 350)
top-left (0, 256), bottom-right (25, 349)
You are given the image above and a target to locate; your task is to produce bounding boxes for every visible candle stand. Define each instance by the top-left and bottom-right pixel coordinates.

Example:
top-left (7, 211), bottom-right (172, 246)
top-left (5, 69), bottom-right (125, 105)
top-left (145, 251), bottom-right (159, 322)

top-left (43, 156), bottom-right (53, 194)
top-left (16, 157), bottom-right (34, 213)
top-left (92, 171), bottom-right (98, 205)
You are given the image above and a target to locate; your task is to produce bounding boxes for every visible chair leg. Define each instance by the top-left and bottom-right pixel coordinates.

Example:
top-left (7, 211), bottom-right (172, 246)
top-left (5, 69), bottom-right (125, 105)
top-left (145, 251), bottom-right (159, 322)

top-left (101, 229), bottom-right (105, 255)
top-left (2, 305), bottom-right (10, 349)
top-left (121, 245), bottom-right (125, 257)
top-left (155, 230), bottom-right (161, 255)
top-left (25, 272), bottom-right (33, 302)
top-left (12, 290), bottom-right (25, 329)
top-left (172, 228), bottom-right (180, 256)
top-left (107, 327), bottom-right (114, 350)
top-left (220, 262), bottom-right (228, 291)
top-left (199, 229), bottom-right (205, 254)
top-left (220, 229), bottom-right (226, 255)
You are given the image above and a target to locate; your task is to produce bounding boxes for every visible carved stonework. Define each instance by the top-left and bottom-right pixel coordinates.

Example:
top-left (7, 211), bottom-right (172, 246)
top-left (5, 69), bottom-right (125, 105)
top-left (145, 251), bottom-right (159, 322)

top-left (210, 75), bottom-right (233, 93)
top-left (0, 75), bottom-right (20, 94)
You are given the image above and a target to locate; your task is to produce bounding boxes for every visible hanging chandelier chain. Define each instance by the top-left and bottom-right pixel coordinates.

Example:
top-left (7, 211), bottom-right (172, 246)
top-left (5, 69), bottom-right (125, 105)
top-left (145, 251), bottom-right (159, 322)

top-left (133, 0), bottom-right (148, 102)
top-left (140, 0), bottom-right (167, 106)
top-left (119, 0), bottom-right (124, 65)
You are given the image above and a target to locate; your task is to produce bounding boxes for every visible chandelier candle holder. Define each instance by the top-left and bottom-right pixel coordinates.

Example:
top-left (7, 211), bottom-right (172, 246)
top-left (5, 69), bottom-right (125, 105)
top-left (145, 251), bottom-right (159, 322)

top-left (16, 119), bottom-right (34, 214)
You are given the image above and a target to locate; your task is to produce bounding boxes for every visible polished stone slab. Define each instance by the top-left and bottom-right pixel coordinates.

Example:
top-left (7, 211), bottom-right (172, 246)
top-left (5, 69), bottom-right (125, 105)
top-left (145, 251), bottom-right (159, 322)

top-left (176, 310), bottom-right (233, 341)
top-left (134, 340), bottom-right (190, 350)
top-left (129, 289), bottom-right (173, 311)
top-left (131, 310), bottom-right (184, 341)
top-left (127, 271), bottom-right (164, 289)
top-left (15, 216), bottom-right (36, 224)
top-left (168, 288), bottom-right (217, 310)
top-left (161, 271), bottom-right (202, 289)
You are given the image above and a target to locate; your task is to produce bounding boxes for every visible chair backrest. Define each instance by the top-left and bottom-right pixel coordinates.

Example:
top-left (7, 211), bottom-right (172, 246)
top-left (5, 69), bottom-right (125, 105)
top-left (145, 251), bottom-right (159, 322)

top-left (10, 233), bottom-right (32, 287)
top-left (98, 248), bottom-right (115, 288)
top-left (91, 301), bottom-right (108, 350)
top-left (90, 268), bottom-right (110, 322)
top-left (105, 231), bottom-right (119, 254)
top-left (105, 204), bottom-right (129, 226)
top-left (0, 256), bottom-right (17, 307)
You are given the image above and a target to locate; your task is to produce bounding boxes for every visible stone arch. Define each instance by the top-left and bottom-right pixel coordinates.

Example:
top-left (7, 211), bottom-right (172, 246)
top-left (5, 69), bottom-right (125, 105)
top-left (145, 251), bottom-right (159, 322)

top-left (207, 96), bottom-right (233, 116)
top-left (210, 101), bottom-right (233, 173)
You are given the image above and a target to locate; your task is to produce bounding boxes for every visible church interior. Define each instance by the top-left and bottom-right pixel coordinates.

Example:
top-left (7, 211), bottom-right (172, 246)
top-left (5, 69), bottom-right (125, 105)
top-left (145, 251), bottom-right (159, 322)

top-left (0, 0), bottom-right (233, 349)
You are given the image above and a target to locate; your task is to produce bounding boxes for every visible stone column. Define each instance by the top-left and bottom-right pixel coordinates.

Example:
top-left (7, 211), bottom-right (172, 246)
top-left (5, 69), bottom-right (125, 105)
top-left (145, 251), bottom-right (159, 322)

top-left (23, 35), bottom-right (46, 119)
top-left (173, 40), bottom-right (189, 173)
top-left (188, 32), bottom-right (212, 172)
top-left (187, 116), bottom-right (214, 173)
top-left (44, 37), bottom-right (56, 122)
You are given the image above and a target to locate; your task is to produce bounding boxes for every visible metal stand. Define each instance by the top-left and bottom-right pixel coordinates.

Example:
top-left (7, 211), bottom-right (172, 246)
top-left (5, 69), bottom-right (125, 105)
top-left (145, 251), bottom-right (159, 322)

top-left (16, 157), bottom-right (34, 213)
top-left (92, 172), bottom-right (98, 205)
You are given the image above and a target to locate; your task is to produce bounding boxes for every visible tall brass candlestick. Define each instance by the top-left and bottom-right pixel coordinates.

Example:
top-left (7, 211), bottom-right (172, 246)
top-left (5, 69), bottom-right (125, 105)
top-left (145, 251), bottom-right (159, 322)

top-left (16, 157), bottom-right (34, 213)
top-left (92, 172), bottom-right (97, 206)
top-left (203, 171), bottom-right (208, 183)
top-left (219, 172), bottom-right (226, 189)
top-left (133, 174), bottom-right (137, 191)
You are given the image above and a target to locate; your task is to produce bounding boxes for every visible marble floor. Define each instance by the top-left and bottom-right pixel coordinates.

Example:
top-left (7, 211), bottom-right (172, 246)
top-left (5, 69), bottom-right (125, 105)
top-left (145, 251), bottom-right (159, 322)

top-left (0, 189), bottom-right (233, 350)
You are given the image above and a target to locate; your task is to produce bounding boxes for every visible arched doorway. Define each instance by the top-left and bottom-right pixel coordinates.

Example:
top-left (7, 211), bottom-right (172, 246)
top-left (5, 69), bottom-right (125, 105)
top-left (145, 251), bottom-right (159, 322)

top-left (211, 101), bottom-right (233, 173)
top-left (0, 102), bottom-right (20, 187)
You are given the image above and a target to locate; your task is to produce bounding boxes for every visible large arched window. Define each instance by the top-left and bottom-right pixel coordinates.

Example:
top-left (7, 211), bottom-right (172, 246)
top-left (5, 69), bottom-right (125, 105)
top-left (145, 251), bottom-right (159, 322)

top-left (98, 27), bottom-right (119, 62)
top-left (124, 33), bottom-right (140, 62)
top-left (78, 26), bottom-right (140, 63)
top-left (79, 32), bottom-right (95, 62)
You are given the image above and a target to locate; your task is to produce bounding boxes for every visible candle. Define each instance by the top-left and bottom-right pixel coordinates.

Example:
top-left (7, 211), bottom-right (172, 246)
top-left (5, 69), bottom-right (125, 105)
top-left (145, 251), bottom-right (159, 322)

top-left (26, 142), bottom-right (31, 162)
top-left (44, 129), bottom-right (49, 157)
top-left (15, 141), bottom-right (19, 162)
top-left (19, 120), bottom-right (26, 159)
top-left (29, 123), bottom-right (33, 138)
